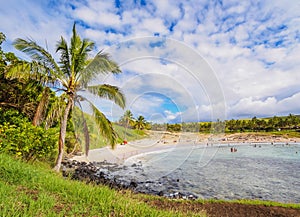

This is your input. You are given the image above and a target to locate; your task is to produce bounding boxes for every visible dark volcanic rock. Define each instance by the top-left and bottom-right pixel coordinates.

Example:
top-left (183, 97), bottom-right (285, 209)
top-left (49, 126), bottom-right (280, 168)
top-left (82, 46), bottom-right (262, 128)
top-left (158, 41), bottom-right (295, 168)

top-left (61, 159), bottom-right (197, 200)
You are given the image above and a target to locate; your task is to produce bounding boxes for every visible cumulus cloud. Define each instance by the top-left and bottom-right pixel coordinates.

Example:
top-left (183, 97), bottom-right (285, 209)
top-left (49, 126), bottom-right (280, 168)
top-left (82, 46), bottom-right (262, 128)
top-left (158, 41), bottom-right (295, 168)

top-left (230, 92), bottom-right (300, 118)
top-left (1, 0), bottom-right (300, 122)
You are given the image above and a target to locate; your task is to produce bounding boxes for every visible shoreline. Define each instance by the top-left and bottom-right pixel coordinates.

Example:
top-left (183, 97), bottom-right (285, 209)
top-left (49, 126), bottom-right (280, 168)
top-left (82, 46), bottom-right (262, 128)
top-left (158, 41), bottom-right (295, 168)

top-left (67, 133), bottom-right (300, 216)
top-left (71, 131), bottom-right (300, 164)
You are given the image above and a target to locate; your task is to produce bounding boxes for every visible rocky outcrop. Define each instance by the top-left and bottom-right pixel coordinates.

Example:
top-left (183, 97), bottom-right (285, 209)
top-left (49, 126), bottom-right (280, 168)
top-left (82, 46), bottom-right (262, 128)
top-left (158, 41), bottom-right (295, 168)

top-left (61, 159), bottom-right (198, 200)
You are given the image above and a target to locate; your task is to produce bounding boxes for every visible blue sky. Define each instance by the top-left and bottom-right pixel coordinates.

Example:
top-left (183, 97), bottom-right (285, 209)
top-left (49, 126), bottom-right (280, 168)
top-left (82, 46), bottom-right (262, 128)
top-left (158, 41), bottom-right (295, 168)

top-left (1, 0), bottom-right (300, 123)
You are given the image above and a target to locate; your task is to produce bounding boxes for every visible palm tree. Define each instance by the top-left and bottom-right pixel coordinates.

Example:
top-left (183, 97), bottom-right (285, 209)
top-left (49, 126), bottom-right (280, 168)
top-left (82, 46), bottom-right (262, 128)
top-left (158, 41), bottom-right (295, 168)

top-left (5, 52), bottom-right (58, 126)
top-left (1, 33), bottom-right (46, 120)
top-left (119, 110), bottom-right (134, 141)
top-left (286, 114), bottom-right (298, 129)
top-left (12, 23), bottom-right (125, 171)
top-left (134, 115), bottom-right (147, 130)
top-left (119, 110), bottom-right (134, 128)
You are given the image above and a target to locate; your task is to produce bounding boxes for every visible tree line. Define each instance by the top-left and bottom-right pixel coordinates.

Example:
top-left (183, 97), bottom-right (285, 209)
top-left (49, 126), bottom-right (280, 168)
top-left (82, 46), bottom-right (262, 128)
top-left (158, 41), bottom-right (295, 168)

top-left (151, 114), bottom-right (300, 133)
top-left (117, 110), bottom-right (151, 131)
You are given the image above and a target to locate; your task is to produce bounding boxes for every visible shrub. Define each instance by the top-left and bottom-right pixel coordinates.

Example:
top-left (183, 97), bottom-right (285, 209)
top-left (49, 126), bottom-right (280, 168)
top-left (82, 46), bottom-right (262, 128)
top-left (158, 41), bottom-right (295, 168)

top-left (0, 109), bottom-right (57, 162)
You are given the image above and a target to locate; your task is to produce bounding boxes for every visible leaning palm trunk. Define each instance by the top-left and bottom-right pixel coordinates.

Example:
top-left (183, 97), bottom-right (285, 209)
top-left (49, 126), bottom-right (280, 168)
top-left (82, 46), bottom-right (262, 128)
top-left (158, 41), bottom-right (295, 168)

top-left (32, 87), bottom-right (50, 126)
top-left (53, 97), bottom-right (73, 172)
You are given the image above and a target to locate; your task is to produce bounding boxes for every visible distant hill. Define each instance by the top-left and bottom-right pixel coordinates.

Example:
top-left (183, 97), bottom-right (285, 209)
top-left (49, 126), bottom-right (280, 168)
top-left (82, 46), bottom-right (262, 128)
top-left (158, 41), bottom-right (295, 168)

top-left (261, 114), bottom-right (300, 120)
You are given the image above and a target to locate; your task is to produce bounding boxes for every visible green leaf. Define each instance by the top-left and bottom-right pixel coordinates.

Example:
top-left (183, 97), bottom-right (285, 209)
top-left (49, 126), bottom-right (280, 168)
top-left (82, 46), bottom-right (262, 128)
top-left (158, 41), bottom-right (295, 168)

top-left (86, 84), bottom-right (125, 109)
top-left (90, 103), bottom-right (118, 149)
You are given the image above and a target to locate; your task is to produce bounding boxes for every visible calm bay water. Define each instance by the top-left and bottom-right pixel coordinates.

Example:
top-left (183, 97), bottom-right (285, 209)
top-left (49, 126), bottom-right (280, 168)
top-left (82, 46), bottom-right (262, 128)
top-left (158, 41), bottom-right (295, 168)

top-left (124, 143), bottom-right (300, 203)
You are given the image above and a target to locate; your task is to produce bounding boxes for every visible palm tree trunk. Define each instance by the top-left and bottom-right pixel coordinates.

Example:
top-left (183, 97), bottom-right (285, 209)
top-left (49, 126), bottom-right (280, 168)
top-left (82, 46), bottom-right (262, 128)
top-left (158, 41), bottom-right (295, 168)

top-left (32, 87), bottom-right (50, 126)
top-left (53, 97), bottom-right (73, 172)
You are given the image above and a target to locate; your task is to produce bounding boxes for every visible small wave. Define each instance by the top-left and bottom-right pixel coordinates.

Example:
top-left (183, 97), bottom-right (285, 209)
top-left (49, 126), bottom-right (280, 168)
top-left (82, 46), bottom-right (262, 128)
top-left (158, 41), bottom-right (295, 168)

top-left (124, 147), bottom-right (175, 165)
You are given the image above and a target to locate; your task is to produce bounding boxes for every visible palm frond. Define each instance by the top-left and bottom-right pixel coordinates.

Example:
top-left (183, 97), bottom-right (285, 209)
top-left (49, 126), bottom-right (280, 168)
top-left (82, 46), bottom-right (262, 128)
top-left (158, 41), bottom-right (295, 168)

top-left (87, 84), bottom-right (126, 109)
top-left (74, 101), bottom-right (90, 156)
top-left (5, 60), bottom-right (56, 85)
top-left (70, 23), bottom-right (82, 74)
top-left (90, 103), bottom-right (118, 149)
top-left (80, 51), bottom-right (121, 87)
top-left (82, 111), bottom-right (90, 156)
top-left (5, 60), bottom-right (32, 81)
top-left (13, 38), bottom-right (61, 74)
top-left (74, 38), bottom-right (95, 75)
top-left (56, 36), bottom-right (71, 76)
top-left (45, 94), bottom-right (67, 129)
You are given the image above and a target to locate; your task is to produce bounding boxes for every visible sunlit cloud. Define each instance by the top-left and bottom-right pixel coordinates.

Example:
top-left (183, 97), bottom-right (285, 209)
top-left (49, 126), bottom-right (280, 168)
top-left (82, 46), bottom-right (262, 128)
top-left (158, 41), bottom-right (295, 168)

top-left (1, 0), bottom-right (299, 122)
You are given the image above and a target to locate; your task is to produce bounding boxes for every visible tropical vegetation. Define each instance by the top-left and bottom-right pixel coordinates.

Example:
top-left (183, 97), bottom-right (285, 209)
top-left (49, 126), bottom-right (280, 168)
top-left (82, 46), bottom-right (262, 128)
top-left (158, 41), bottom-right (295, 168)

top-left (0, 33), bottom-right (59, 163)
top-left (0, 108), bottom-right (57, 162)
top-left (74, 109), bottom-right (146, 150)
top-left (5, 24), bottom-right (125, 171)
top-left (133, 115), bottom-right (147, 130)
top-left (118, 110), bottom-right (134, 128)
top-left (118, 110), bottom-right (150, 131)
top-left (152, 115), bottom-right (300, 134)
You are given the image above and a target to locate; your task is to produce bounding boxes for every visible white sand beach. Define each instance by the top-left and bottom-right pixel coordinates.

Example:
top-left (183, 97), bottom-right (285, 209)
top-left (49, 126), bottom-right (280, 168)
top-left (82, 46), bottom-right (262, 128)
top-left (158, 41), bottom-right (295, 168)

top-left (72, 131), bottom-right (300, 163)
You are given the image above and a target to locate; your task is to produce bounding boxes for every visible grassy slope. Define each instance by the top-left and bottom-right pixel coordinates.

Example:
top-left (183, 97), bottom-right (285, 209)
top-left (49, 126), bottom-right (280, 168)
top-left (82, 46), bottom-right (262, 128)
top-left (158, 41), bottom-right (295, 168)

top-left (73, 108), bottom-right (147, 150)
top-left (0, 154), bottom-right (204, 217)
top-left (88, 124), bottom-right (147, 150)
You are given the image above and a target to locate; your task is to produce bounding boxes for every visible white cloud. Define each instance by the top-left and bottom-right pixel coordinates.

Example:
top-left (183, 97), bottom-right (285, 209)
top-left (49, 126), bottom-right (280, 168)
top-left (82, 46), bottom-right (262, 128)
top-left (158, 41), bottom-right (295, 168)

top-left (0, 0), bottom-right (70, 56)
top-left (164, 110), bottom-right (182, 122)
top-left (230, 92), bottom-right (300, 118)
top-left (141, 18), bottom-right (167, 33)
top-left (1, 0), bottom-right (300, 122)
top-left (73, 1), bottom-right (121, 27)
top-left (151, 0), bottom-right (181, 20)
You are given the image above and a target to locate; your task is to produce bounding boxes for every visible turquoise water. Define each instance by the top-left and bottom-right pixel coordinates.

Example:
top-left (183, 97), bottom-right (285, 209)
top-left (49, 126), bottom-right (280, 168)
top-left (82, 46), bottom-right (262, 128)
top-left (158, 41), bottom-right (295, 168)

top-left (126, 143), bottom-right (300, 203)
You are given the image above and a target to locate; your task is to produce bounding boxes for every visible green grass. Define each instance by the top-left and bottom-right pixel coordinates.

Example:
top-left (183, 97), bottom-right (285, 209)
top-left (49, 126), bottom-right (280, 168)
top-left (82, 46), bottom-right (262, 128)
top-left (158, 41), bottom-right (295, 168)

top-left (114, 125), bottom-right (147, 141)
top-left (0, 154), bottom-right (204, 217)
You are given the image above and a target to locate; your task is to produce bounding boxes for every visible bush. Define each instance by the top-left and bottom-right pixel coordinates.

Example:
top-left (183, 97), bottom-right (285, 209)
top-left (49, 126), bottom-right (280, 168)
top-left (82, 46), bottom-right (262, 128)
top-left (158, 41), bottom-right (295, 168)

top-left (0, 109), bottom-right (57, 162)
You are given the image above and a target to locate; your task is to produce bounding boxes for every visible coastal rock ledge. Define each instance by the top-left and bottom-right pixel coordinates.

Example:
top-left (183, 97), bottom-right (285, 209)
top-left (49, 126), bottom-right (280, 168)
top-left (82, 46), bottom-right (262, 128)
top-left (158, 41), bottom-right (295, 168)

top-left (61, 159), bottom-right (198, 200)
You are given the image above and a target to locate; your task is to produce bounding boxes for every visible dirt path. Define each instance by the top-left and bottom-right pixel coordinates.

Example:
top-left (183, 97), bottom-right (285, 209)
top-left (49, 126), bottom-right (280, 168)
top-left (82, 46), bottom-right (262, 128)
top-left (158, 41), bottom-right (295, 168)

top-left (145, 199), bottom-right (300, 217)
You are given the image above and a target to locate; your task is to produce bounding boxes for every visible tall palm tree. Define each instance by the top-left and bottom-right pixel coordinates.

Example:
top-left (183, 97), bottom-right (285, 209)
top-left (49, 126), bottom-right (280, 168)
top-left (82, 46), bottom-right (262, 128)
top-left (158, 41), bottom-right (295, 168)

top-left (13, 24), bottom-right (125, 171)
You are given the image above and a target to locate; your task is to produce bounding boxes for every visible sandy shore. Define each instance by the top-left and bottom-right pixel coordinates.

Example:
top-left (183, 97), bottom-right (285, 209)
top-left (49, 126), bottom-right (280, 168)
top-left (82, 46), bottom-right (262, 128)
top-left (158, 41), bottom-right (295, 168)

top-left (72, 131), bottom-right (300, 163)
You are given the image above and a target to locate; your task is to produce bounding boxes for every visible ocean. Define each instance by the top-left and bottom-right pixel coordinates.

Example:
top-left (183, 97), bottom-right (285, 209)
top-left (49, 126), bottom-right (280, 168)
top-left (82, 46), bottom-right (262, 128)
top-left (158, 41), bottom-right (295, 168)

top-left (124, 143), bottom-right (300, 203)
